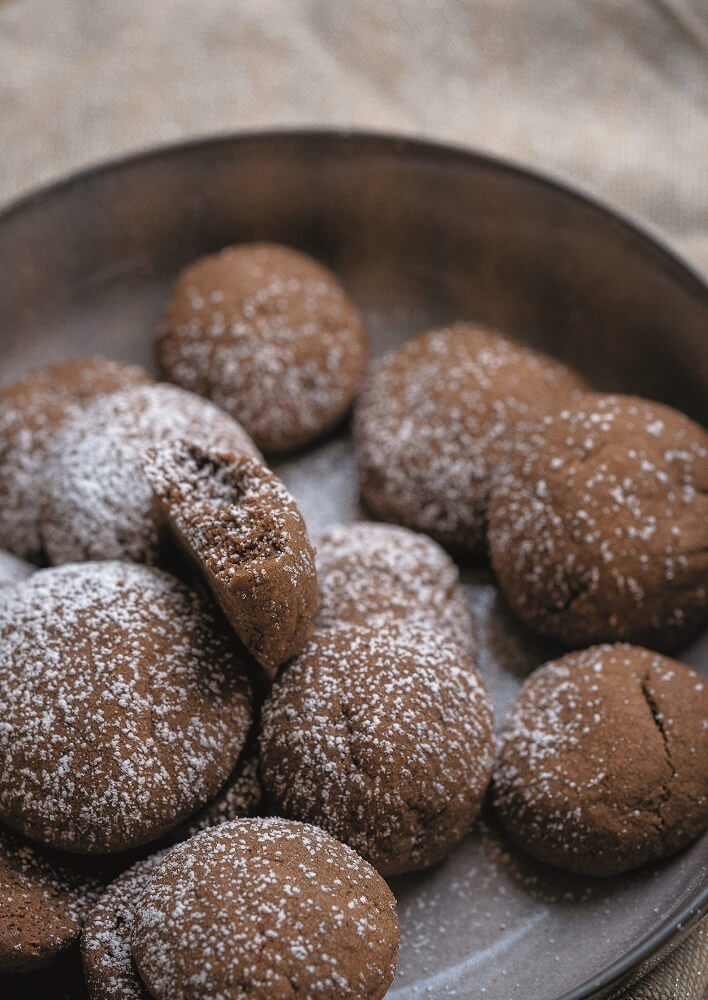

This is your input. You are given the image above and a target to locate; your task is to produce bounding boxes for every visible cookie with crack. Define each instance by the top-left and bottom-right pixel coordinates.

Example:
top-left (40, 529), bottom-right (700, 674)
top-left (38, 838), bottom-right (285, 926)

top-left (492, 644), bottom-right (708, 876)
top-left (146, 441), bottom-right (318, 677)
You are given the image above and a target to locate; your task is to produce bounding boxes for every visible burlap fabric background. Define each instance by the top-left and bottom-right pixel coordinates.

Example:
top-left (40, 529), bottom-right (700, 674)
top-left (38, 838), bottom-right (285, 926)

top-left (0, 1), bottom-right (706, 996)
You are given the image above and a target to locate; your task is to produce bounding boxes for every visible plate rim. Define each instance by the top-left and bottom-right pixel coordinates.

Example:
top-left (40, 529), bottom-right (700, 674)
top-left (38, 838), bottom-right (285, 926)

top-left (0, 127), bottom-right (705, 999)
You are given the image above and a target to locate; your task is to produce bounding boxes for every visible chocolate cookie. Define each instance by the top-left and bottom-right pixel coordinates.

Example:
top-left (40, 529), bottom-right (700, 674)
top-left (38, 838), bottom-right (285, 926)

top-left (0, 358), bottom-right (150, 562)
top-left (314, 521), bottom-right (477, 657)
top-left (260, 623), bottom-right (494, 875)
top-left (156, 242), bottom-right (370, 452)
top-left (0, 562), bottom-right (252, 854)
top-left (146, 441), bottom-right (318, 678)
top-left (82, 851), bottom-right (167, 1000)
top-left (41, 383), bottom-right (260, 566)
top-left (353, 324), bottom-right (587, 554)
top-left (493, 644), bottom-right (708, 876)
top-left (488, 393), bottom-right (708, 652)
top-left (132, 818), bottom-right (399, 1000)
top-left (0, 550), bottom-right (34, 590)
top-left (1, 825), bottom-right (104, 973)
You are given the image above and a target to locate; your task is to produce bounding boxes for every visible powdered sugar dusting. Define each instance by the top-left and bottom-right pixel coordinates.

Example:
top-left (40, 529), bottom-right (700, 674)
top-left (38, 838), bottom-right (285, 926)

top-left (314, 521), bottom-right (477, 658)
top-left (260, 622), bottom-right (494, 875)
top-left (0, 358), bottom-right (150, 562)
top-left (488, 393), bottom-right (708, 650)
top-left (132, 818), bottom-right (398, 1000)
top-left (41, 383), bottom-right (261, 566)
top-left (168, 751), bottom-right (263, 844)
top-left (0, 561), bottom-right (252, 853)
top-left (156, 243), bottom-right (370, 452)
top-left (493, 643), bottom-right (708, 875)
top-left (82, 851), bottom-right (168, 1000)
top-left (353, 324), bottom-right (586, 552)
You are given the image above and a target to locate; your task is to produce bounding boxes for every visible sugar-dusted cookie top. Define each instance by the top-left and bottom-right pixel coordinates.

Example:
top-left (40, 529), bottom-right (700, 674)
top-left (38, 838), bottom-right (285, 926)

top-left (156, 242), bottom-right (370, 452)
top-left (132, 818), bottom-right (399, 1000)
top-left (0, 562), bottom-right (252, 854)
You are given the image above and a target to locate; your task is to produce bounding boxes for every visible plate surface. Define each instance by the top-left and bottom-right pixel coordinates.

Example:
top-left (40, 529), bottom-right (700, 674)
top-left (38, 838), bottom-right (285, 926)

top-left (0, 130), bottom-right (706, 1000)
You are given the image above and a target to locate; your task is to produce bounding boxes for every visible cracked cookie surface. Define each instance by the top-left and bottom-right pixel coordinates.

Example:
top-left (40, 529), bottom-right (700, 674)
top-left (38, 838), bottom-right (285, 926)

top-left (492, 644), bottom-right (708, 876)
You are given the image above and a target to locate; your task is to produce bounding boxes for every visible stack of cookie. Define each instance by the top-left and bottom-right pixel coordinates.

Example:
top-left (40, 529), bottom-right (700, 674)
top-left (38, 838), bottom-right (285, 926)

top-left (0, 241), bottom-right (706, 1000)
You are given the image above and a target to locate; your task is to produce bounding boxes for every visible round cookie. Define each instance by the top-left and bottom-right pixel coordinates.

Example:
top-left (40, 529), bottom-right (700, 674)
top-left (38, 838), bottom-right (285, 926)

top-left (41, 382), bottom-right (261, 566)
top-left (156, 242), bottom-right (370, 452)
top-left (132, 818), bottom-right (399, 1000)
top-left (1, 825), bottom-right (104, 973)
top-left (0, 357), bottom-right (150, 562)
top-left (146, 441), bottom-right (318, 678)
top-left (82, 851), bottom-right (167, 1000)
top-left (0, 562), bottom-right (252, 854)
top-left (166, 749), bottom-right (263, 845)
top-left (0, 550), bottom-right (34, 590)
top-left (493, 644), bottom-right (708, 876)
top-left (260, 623), bottom-right (494, 875)
top-left (488, 393), bottom-right (708, 652)
top-left (353, 324), bottom-right (587, 554)
top-left (314, 521), bottom-right (477, 658)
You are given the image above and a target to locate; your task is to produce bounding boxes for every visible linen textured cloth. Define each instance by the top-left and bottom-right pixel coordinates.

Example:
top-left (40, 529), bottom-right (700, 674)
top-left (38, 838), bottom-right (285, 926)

top-left (0, 1), bottom-right (706, 996)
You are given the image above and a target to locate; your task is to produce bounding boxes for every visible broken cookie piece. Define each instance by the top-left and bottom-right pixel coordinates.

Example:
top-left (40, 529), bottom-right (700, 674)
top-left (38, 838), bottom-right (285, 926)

top-left (146, 442), bottom-right (318, 678)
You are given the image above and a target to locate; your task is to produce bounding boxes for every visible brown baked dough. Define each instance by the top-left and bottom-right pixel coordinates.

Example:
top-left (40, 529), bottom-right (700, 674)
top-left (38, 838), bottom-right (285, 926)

top-left (314, 521), bottom-right (477, 658)
top-left (0, 825), bottom-right (104, 973)
top-left (493, 644), bottom-right (708, 876)
top-left (164, 748), bottom-right (263, 846)
top-left (259, 622), bottom-right (494, 875)
top-left (82, 851), bottom-right (167, 1000)
top-left (156, 242), bottom-right (370, 452)
top-left (353, 323), bottom-right (587, 554)
top-left (0, 562), bottom-right (252, 854)
top-left (132, 818), bottom-right (399, 1000)
top-left (146, 441), bottom-right (318, 678)
top-left (488, 393), bottom-right (708, 651)
top-left (41, 383), bottom-right (260, 566)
